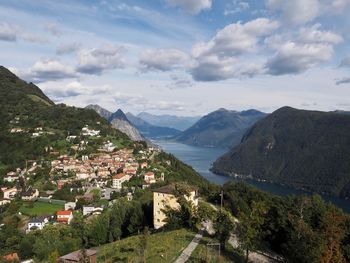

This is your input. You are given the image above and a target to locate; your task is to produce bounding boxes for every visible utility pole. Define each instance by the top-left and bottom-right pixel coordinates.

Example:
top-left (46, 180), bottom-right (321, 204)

top-left (220, 190), bottom-right (223, 209)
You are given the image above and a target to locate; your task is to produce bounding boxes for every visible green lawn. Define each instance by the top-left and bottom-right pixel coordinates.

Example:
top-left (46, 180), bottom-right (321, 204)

top-left (19, 201), bottom-right (64, 216)
top-left (97, 228), bottom-right (195, 263)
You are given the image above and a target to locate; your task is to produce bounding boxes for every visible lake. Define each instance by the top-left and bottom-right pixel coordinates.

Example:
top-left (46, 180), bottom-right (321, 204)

top-left (154, 140), bottom-right (350, 213)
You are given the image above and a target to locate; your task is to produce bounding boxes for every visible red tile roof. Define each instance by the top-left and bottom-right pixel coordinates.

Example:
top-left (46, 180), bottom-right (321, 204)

top-left (113, 173), bottom-right (126, 179)
top-left (3, 253), bottom-right (19, 261)
top-left (57, 210), bottom-right (72, 216)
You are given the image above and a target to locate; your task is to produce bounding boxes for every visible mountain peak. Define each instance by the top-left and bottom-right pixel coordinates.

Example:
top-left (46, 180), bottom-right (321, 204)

top-left (85, 104), bottom-right (112, 120)
top-left (109, 109), bottom-right (129, 122)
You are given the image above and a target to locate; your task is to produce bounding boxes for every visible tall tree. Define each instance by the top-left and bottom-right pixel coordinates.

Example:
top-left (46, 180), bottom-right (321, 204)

top-left (238, 201), bottom-right (266, 263)
top-left (214, 209), bottom-right (235, 250)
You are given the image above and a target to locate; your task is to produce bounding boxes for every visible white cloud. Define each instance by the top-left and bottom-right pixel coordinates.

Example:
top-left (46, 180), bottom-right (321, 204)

top-left (192, 18), bottom-right (279, 58)
top-left (0, 22), bottom-right (17, 41)
top-left (165, 0), bottom-right (212, 14)
top-left (266, 42), bottom-right (334, 75)
top-left (45, 22), bottom-right (63, 37)
top-left (113, 92), bottom-right (185, 111)
top-left (190, 55), bottom-right (264, 81)
top-left (265, 24), bottom-right (343, 75)
top-left (56, 42), bottom-right (81, 55)
top-left (340, 55), bottom-right (350, 68)
top-left (42, 81), bottom-right (112, 98)
top-left (265, 0), bottom-right (350, 25)
top-left (76, 44), bottom-right (127, 75)
top-left (16, 59), bottom-right (77, 83)
top-left (224, 1), bottom-right (250, 16)
top-left (21, 33), bottom-right (48, 44)
top-left (298, 24), bottom-right (343, 44)
top-left (139, 48), bottom-right (189, 72)
top-left (190, 18), bottom-right (278, 81)
top-left (336, 77), bottom-right (350, 85)
top-left (266, 0), bottom-right (320, 25)
top-left (167, 74), bottom-right (195, 89)
top-left (190, 55), bottom-right (238, 81)
top-left (0, 21), bottom-right (47, 43)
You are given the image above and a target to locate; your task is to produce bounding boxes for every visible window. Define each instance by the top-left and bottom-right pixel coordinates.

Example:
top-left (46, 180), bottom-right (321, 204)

top-left (157, 219), bottom-right (160, 222)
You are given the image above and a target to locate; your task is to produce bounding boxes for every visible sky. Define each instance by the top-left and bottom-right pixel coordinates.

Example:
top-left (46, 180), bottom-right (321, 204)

top-left (1, 0), bottom-right (350, 116)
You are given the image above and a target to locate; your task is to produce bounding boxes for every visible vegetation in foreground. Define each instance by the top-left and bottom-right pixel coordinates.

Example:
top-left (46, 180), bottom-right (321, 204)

top-left (97, 228), bottom-right (195, 263)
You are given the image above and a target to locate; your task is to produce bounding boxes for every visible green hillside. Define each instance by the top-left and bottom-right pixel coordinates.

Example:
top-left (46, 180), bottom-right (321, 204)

top-left (0, 66), bottom-right (131, 171)
top-left (212, 106), bottom-right (350, 198)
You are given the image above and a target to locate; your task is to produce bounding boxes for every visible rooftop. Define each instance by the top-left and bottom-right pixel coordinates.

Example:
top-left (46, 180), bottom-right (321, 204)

top-left (152, 184), bottom-right (197, 195)
top-left (113, 173), bottom-right (126, 179)
top-left (57, 210), bottom-right (72, 216)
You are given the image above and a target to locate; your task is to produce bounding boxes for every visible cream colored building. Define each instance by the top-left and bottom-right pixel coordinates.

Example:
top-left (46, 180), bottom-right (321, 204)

top-left (153, 185), bottom-right (198, 229)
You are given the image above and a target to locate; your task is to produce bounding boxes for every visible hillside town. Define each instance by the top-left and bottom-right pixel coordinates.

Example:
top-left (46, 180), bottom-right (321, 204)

top-left (0, 124), bottom-right (166, 233)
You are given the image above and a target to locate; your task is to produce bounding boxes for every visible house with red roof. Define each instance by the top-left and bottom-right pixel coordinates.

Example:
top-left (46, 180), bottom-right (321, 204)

top-left (2, 252), bottom-right (19, 262)
top-left (112, 173), bottom-right (130, 189)
top-left (57, 210), bottom-right (73, 225)
top-left (144, 172), bottom-right (156, 184)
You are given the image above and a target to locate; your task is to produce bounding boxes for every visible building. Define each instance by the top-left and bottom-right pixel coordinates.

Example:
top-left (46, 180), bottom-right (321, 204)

top-left (21, 188), bottom-right (39, 201)
top-left (0, 199), bottom-right (11, 206)
top-left (2, 188), bottom-right (17, 200)
top-left (140, 162), bottom-right (148, 169)
top-left (144, 172), bottom-right (156, 184)
top-left (27, 216), bottom-right (49, 233)
top-left (83, 206), bottom-right (103, 216)
top-left (57, 210), bottom-right (73, 225)
top-left (112, 173), bottom-right (130, 189)
top-left (127, 192), bottom-right (133, 201)
top-left (58, 249), bottom-right (97, 263)
top-left (153, 184), bottom-right (198, 229)
top-left (4, 171), bottom-right (19, 183)
top-left (2, 253), bottom-right (20, 262)
top-left (64, 202), bottom-right (76, 211)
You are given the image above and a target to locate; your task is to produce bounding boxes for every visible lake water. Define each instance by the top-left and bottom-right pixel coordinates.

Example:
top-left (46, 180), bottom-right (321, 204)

top-left (154, 140), bottom-right (350, 213)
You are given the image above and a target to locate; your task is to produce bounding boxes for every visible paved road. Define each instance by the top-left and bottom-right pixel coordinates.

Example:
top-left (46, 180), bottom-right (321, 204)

top-left (174, 229), bottom-right (204, 263)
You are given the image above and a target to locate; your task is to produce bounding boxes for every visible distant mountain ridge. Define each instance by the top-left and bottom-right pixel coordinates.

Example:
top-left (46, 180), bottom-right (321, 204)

top-left (126, 113), bottom-right (181, 139)
top-left (173, 108), bottom-right (267, 148)
top-left (137, 112), bottom-right (200, 131)
top-left (86, 105), bottom-right (144, 141)
top-left (212, 106), bottom-right (350, 199)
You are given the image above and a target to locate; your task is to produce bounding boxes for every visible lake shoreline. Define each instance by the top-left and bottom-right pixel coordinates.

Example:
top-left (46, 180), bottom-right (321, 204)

top-left (153, 139), bottom-right (350, 213)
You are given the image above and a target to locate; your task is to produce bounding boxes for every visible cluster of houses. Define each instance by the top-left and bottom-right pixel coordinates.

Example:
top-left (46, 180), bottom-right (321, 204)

top-left (50, 147), bottom-right (161, 190)
top-left (0, 141), bottom-right (165, 234)
top-left (9, 126), bottom-right (54, 138)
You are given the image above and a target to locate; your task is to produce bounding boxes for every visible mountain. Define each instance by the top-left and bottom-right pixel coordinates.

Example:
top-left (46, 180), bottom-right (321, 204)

top-left (126, 112), bottom-right (181, 139)
top-left (0, 66), bottom-right (131, 170)
top-left (86, 105), bottom-right (145, 142)
top-left (85, 104), bottom-right (112, 119)
top-left (137, 112), bottom-right (200, 131)
top-left (109, 109), bottom-right (144, 141)
top-left (212, 106), bottom-right (350, 198)
top-left (173, 108), bottom-right (267, 148)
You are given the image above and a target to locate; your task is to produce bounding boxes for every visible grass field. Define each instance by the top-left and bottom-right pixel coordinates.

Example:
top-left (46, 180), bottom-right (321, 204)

top-left (19, 201), bottom-right (64, 216)
top-left (97, 228), bottom-right (195, 263)
top-left (27, 94), bottom-right (52, 106)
